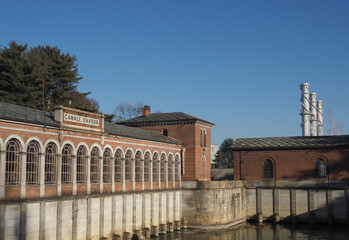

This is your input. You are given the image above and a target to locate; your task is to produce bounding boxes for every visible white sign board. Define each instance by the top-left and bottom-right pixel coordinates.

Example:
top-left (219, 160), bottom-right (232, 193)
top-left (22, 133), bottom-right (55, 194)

top-left (64, 113), bottom-right (100, 127)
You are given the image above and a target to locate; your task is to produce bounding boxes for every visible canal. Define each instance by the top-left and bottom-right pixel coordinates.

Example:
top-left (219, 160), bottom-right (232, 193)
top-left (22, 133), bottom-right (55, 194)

top-left (155, 223), bottom-right (349, 240)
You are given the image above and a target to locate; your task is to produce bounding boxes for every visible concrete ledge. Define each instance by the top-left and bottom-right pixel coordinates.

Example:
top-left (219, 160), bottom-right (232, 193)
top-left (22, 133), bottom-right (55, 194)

top-left (244, 180), bottom-right (349, 189)
top-left (182, 180), bottom-right (244, 190)
top-left (188, 219), bottom-right (246, 230)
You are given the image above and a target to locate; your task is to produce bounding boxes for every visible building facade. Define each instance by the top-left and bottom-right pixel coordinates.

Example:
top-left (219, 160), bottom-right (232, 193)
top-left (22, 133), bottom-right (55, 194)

top-left (119, 106), bottom-right (215, 181)
top-left (0, 102), bottom-right (213, 239)
top-left (232, 135), bottom-right (349, 183)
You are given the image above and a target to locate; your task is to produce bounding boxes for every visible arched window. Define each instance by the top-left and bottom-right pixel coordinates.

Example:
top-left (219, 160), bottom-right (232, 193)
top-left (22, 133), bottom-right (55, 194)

top-left (163, 129), bottom-right (168, 136)
top-left (315, 159), bottom-right (326, 178)
top-left (26, 141), bottom-right (40, 184)
top-left (160, 153), bottom-right (166, 182)
top-left (144, 152), bottom-right (151, 181)
top-left (203, 129), bottom-right (207, 147)
top-left (115, 149), bottom-right (123, 182)
top-left (77, 146), bottom-right (88, 183)
top-left (135, 151), bottom-right (142, 182)
top-left (153, 153), bottom-right (159, 181)
top-left (200, 129), bottom-right (204, 147)
top-left (103, 148), bottom-right (112, 183)
top-left (125, 150), bottom-right (133, 181)
top-left (6, 139), bottom-right (21, 185)
top-left (45, 142), bottom-right (57, 184)
top-left (90, 147), bottom-right (100, 183)
top-left (168, 155), bottom-right (173, 181)
top-left (62, 144), bottom-right (73, 183)
top-left (175, 155), bottom-right (180, 181)
top-left (263, 160), bottom-right (274, 178)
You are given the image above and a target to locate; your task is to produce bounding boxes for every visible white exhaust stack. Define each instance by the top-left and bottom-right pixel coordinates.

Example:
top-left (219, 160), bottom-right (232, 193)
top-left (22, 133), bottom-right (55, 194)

top-left (317, 100), bottom-right (323, 136)
top-left (310, 92), bottom-right (318, 136)
top-left (300, 83), bottom-right (311, 136)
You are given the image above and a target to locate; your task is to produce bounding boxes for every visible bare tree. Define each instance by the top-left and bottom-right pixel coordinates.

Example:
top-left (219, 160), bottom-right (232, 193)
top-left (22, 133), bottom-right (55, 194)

top-left (113, 101), bottom-right (144, 122)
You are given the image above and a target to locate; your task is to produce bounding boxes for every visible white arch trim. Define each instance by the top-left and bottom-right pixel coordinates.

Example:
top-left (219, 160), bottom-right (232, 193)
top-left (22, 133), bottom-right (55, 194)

top-left (43, 139), bottom-right (61, 153)
top-left (61, 140), bottom-right (76, 153)
top-left (4, 135), bottom-right (25, 151)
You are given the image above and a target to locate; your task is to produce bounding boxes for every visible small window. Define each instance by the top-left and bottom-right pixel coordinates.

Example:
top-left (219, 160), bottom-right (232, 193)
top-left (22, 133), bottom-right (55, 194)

top-left (144, 152), bottom-right (150, 181)
top-left (160, 153), bottom-right (166, 181)
top-left (315, 159), bottom-right (326, 178)
top-left (125, 150), bottom-right (133, 181)
top-left (103, 148), bottom-right (112, 183)
top-left (263, 160), bottom-right (273, 178)
top-left (163, 129), bottom-right (168, 136)
top-left (135, 151), bottom-right (142, 182)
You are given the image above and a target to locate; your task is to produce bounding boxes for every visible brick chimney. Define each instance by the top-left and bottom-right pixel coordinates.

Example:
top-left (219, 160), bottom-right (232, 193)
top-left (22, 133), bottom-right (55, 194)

top-left (142, 106), bottom-right (151, 117)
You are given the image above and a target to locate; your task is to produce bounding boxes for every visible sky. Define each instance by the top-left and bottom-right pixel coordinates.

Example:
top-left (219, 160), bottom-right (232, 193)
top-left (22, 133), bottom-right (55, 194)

top-left (1, 0), bottom-right (349, 145)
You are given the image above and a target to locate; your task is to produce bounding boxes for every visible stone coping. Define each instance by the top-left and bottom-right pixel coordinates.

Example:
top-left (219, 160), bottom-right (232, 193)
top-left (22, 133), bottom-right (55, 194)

top-left (181, 180), bottom-right (244, 189)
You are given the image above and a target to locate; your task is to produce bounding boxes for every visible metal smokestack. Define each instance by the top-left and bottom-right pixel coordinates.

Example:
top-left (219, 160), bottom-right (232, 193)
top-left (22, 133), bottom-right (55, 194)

top-left (310, 92), bottom-right (318, 136)
top-left (317, 100), bottom-right (324, 136)
top-left (300, 83), bottom-right (310, 136)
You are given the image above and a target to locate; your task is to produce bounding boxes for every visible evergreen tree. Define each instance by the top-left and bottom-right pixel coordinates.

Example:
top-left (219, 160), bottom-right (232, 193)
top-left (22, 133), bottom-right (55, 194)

top-left (214, 138), bottom-right (234, 168)
top-left (0, 41), bottom-right (98, 112)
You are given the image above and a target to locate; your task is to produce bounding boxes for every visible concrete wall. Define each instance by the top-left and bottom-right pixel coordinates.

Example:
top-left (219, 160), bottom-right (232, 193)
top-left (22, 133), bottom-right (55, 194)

top-left (245, 181), bottom-right (349, 224)
top-left (0, 190), bottom-right (182, 240)
top-left (181, 181), bottom-right (246, 227)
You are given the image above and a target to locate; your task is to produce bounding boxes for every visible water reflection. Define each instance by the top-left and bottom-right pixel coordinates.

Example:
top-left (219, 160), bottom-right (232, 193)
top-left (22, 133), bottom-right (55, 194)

top-left (156, 223), bottom-right (349, 240)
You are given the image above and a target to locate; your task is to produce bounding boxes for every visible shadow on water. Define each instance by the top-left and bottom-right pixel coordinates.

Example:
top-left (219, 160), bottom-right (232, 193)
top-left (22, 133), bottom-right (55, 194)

top-left (154, 222), bottom-right (349, 240)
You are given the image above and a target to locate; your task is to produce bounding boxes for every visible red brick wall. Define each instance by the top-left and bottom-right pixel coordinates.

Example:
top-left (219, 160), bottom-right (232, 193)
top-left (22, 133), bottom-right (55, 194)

top-left (234, 148), bottom-right (349, 181)
top-left (137, 123), bottom-right (212, 181)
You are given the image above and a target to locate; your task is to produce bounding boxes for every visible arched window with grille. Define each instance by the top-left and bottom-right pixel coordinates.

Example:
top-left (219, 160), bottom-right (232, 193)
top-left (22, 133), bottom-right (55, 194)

top-left (125, 150), bottom-right (133, 181)
top-left (77, 146), bottom-right (88, 183)
top-left (103, 148), bottom-right (112, 183)
top-left (315, 159), bottom-right (327, 178)
top-left (62, 144), bottom-right (73, 183)
top-left (144, 152), bottom-right (151, 181)
top-left (135, 151), bottom-right (142, 182)
top-left (153, 153), bottom-right (159, 182)
top-left (160, 153), bottom-right (166, 182)
top-left (115, 149), bottom-right (123, 182)
top-left (168, 154), bottom-right (173, 181)
top-left (45, 142), bottom-right (57, 184)
top-left (26, 141), bottom-right (40, 184)
top-left (263, 159), bottom-right (274, 178)
top-left (175, 155), bottom-right (180, 181)
top-left (90, 147), bottom-right (100, 183)
top-left (6, 139), bottom-right (21, 185)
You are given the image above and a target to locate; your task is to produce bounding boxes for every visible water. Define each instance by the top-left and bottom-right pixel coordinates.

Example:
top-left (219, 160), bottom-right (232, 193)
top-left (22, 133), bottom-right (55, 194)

top-left (156, 223), bottom-right (349, 240)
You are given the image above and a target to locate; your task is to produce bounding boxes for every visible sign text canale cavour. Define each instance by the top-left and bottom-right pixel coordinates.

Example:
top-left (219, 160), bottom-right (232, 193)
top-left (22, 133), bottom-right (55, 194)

top-left (64, 113), bottom-right (100, 127)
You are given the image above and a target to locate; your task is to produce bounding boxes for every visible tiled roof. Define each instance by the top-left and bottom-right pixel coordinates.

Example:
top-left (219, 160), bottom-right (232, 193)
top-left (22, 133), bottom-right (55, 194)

top-left (0, 102), bottom-right (59, 127)
top-left (232, 135), bottom-right (349, 150)
top-left (0, 102), bottom-right (182, 145)
top-left (118, 112), bottom-right (214, 126)
top-left (104, 122), bottom-right (181, 145)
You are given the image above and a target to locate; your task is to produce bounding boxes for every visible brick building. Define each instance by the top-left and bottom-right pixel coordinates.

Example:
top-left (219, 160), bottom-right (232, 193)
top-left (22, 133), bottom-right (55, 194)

top-left (0, 101), bottom-right (213, 200)
top-left (232, 136), bottom-right (349, 182)
top-left (119, 106), bottom-right (214, 181)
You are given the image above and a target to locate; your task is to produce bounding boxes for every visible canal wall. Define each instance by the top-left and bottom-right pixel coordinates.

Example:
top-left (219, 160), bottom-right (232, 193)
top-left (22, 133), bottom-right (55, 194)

top-left (181, 180), bottom-right (246, 227)
top-left (245, 180), bottom-right (349, 224)
top-left (0, 190), bottom-right (182, 240)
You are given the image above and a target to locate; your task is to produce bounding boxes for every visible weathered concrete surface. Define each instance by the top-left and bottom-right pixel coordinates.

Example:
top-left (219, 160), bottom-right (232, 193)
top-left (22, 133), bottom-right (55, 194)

top-left (181, 181), bottom-right (246, 227)
top-left (245, 180), bottom-right (349, 224)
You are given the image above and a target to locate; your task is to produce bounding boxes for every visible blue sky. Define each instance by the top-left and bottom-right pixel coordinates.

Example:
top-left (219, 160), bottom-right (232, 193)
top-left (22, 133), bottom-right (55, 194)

top-left (1, 1), bottom-right (349, 144)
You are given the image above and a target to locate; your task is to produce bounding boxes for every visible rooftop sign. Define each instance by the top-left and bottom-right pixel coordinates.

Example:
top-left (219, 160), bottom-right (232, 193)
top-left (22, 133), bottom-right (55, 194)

top-left (64, 113), bottom-right (100, 127)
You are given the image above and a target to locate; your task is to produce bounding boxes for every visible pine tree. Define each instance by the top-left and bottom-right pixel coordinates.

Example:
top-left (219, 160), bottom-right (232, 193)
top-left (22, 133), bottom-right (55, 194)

top-left (0, 41), bottom-right (99, 112)
top-left (214, 138), bottom-right (234, 168)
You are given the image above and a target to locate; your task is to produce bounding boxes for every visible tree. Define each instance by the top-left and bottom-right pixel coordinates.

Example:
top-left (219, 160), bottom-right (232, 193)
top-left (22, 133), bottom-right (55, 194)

top-left (213, 138), bottom-right (234, 168)
top-left (0, 41), bottom-right (98, 112)
top-left (113, 101), bottom-right (144, 122)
